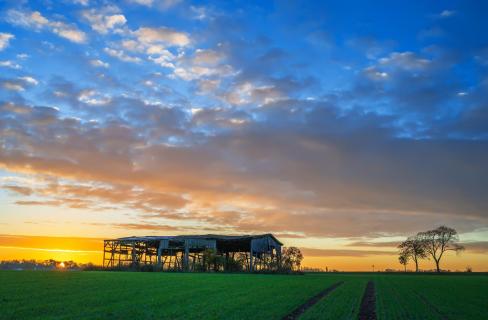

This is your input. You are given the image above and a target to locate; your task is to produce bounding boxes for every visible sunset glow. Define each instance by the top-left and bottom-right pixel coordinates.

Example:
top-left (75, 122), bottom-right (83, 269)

top-left (0, 1), bottom-right (487, 271)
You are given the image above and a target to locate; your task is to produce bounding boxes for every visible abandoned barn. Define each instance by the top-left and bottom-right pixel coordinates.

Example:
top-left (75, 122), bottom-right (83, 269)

top-left (103, 234), bottom-right (283, 272)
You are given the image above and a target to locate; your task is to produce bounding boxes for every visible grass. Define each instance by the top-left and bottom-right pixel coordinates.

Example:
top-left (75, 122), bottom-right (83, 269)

top-left (300, 274), bottom-right (367, 320)
top-left (0, 271), bottom-right (487, 320)
top-left (376, 274), bottom-right (488, 320)
top-left (0, 271), bottom-right (336, 320)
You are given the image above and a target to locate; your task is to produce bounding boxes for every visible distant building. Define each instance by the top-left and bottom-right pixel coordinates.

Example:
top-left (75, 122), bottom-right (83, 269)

top-left (103, 234), bottom-right (283, 272)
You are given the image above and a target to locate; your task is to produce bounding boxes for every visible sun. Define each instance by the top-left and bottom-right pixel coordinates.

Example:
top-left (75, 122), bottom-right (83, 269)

top-left (59, 262), bottom-right (65, 268)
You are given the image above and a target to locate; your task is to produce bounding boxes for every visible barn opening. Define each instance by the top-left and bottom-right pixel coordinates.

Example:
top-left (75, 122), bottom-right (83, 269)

top-left (103, 234), bottom-right (283, 272)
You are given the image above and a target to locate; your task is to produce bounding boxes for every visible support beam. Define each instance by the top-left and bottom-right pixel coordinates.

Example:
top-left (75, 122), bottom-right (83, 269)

top-left (184, 240), bottom-right (189, 271)
top-left (157, 240), bottom-right (163, 267)
top-left (103, 241), bottom-right (106, 268)
top-left (250, 239), bottom-right (254, 272)
top-left (131, 241), bottom-right (137, 267)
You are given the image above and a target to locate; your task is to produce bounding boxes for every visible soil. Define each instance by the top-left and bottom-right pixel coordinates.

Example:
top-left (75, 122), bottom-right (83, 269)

top-left (358, 281), bottom-right (376, 320)
top-left (281, 281), bottom-right (344, 320)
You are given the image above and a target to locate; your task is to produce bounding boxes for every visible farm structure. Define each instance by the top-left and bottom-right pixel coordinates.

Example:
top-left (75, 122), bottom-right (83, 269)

top-left (103, 234), bottom-right (283, 272)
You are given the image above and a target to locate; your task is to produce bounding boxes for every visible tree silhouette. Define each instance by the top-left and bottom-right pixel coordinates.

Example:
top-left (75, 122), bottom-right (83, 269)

top-left (418, 226), bottom-right (464, 273)
top-left (398, 252), bottom-right (409, 272)
top-left (398, 236), bottom-right (427, 272)
top-left (281, 247), bottom-right (303, 271)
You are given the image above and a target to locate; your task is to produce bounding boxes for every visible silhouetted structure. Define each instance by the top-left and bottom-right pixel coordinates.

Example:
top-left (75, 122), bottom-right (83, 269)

top-left (103, 234), bottom-right (283, 272)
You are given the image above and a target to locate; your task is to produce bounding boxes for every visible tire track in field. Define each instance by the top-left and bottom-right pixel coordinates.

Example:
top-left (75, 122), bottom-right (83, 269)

top-left (358, 281), bottom-right (376, 320)
top-left (414, 291), bottom-right (449, 320)
top-left (281, 281), bottom-right (344, 320)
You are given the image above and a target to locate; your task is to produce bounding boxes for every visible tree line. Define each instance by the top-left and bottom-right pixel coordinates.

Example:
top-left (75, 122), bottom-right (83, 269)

top-left (398, 225), bottom-right (464, 272)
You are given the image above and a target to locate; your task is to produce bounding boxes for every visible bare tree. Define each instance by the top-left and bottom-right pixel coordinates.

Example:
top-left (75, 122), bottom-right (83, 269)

top-left (398, 236), bottom-right (427, 272)
top-left (418, 226), bottom-right (464, 273)
top-left (398, 252), bottom-right (409, 272)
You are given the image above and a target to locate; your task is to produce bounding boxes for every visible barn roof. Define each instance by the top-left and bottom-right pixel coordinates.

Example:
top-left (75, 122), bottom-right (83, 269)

top-left (109, 233), bottom-right (283, 245)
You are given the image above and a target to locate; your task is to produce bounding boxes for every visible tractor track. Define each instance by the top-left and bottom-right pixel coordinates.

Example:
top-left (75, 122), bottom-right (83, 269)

top-left (281, 281), bottom-right (344, 320)
top-left (358, 281), bottom-right (376, 320)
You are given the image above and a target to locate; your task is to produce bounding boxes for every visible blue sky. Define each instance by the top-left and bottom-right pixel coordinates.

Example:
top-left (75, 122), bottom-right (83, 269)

top-left (0, 0), bottom-right (487, 268)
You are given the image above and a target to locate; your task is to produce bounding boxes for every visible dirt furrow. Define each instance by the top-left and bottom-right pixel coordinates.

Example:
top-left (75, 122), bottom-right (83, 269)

top-left (281, 281), bottom-right (344, 320)
top-left (358, 281), bottom-right (376, 320)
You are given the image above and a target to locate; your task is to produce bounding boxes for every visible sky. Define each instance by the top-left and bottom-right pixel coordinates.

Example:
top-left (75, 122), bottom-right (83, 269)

top-left (0, 0), bottom-right (487, 271)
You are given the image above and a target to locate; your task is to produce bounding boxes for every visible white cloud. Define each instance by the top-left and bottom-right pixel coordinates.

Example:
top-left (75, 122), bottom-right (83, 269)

top-left (0, 76), bottom-right (38, 91)
top-left (363, 66), bottom-right (389, 80)
top-left (5, 9), bottom-right (86, 43)
top-left (440, 10), bottom-right (456, 18)
top-left (78, 89), bottom-right (111, 105)
top-left (162, 47), bottom-right (233, 81)
top-left (1, 81), bottom-right (25, 91)
top-left (0, 60), bottom-right (21, 69)
top-left (0, 33), bottom-right (14, 51)
top-left (190, 6), bottom-right (209, 20)
top-left (90, 59), bottom-right (109, 68)
top-left (223, 82), bottom-right (283, 105)
top-left (104, 48), bottom-right (141, 63)
top-left (193, 49), bottom-right (225, 65)
top-left (18, 76), bottom-right (39, 86)
top-left (81, 7), bottom-right (126, 34)
top-left (198, 79), bottom-right (220, 93)
top-left (147, 48), bottom-right (175, 68)
top-left (121, 40), bottom-right (143, 51)
top-left (129, 0), bottom-right (182, 10)
top-left (51, 22), bottom-right (87, 43)
top-left (135, 27), bottom-right (190, 47)
top-left (71, 0), bottom-right (89, 5)
top-left (129, 0), bottom-right (153, 5)
top-left (378, 52), bottom-right (430, 71)
top-left (6, 9), bottom-right (48, 29)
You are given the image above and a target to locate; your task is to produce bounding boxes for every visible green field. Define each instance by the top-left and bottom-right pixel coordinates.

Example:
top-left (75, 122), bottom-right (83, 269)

top-left (0, 271), bottom-right (487, 320)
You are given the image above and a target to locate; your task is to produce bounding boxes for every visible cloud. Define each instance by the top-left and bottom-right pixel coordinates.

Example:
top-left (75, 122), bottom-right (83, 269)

top-left (0, 60), bottom-right (21, 69)
top-left (0, 33), bottom-right (14, 51)
top-left (104, 48), bottom-right (141, 63)
top-left (81, 6), bottom-right (126, 34)
top-left (0, 76), bottom-right (38, 91)
top-left (0, 2), bottom-right (487, 245)
top-left (18, 76), bottom-right (38, 86)
top-left (378, 51), bottom-right (430, 70)
top-left (439, 10), bottom-right (456, 18)
top-left (1, 94), bottom-right (487, 239)
top-left (5, 9), bottom-right (86, 43)
top-left (135, 27), bottom-right (190, 47)
top-left (3, 185), bottom-right (33, 196)
top-left (301, 247), bottom-right (395, 257)
top-left (128, 0), bottom-right (182, 10)
top-left (462, 241), bottom-right (488, 254)
top-left (346, 241), bottom-right (400, 248)
top-left (89, 59), bottom-right (109, 68)
top-left (71, 0), bottom-right (90, 5)
top-left (129, 0), bottom-right (153, 6)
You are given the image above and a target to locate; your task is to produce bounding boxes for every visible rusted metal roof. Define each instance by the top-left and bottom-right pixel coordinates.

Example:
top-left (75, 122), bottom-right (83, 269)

top-left (108, 233), bottom-right (283, 245)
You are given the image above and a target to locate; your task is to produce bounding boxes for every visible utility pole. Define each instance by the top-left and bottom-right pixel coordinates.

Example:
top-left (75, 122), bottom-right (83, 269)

top-left (372, 264), bottom-right (375, 272)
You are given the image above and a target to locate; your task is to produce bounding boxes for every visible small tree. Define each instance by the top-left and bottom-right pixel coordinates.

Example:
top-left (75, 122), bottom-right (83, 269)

top-left (418, 226), bottom-right (464, 273)
top-left (398, 236), bottom-right (427, 272)
top-left (398, 253), bottom-right (409, 272)
top-left (281, 247), bottom-right (303, 272)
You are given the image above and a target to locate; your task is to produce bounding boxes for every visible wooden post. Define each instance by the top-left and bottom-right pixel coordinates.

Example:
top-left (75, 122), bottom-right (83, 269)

top-left (249, 239), bottom-right (254, 272)
top-left (131, 241), bottom-right (136, 267)
top-left (157, 240), bottom-right (163, 267)
top-left (103, 241), bottom-right (106, 268)
top-left (184, 240), bottom-right (189, 271)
